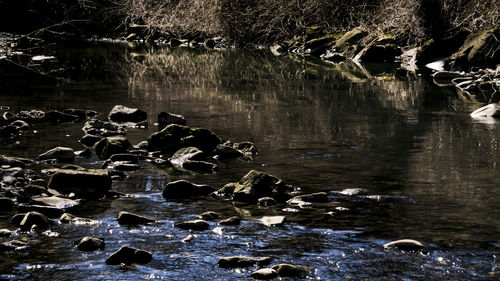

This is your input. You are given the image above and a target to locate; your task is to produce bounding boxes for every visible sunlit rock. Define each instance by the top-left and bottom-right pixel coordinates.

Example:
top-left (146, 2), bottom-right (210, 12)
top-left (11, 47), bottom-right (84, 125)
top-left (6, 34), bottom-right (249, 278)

top-left (108, 105), bottom-right (147, 123)
top-left (218, 216), bottom-right (241, 226)
top-left (287, 192), bottom-right (329, 204)
top-left (218, 256), bottom-right (272, 268)
top-left (117, 211), bottom-right (154, 225)
top-left (170, 147), bottom-right (205, 167)
top-left (198, 211), bottom-right (219, 221)
top-left (251, 268), bottom-right (278, 279)
top-left (470, 103), bottom-right (500, 118)
top-left (105, 246), bottom-right (152, 265)
top-left (37, 147), bottom-right (75, 162)
top-left (75, 236), bottom-right (105, 251)
top-left (260, 216), bottom-right (286, 226)
top-left (0, 229), bottom-right (11, 237)
top-left (383, 239), bottom-right (426, 251)
top-left (0, 155), bottom-right (26, 168)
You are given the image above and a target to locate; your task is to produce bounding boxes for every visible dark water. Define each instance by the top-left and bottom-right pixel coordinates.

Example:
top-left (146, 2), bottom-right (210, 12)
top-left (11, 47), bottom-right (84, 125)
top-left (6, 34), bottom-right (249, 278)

top-left (0, 42), bottom-right (499, 280)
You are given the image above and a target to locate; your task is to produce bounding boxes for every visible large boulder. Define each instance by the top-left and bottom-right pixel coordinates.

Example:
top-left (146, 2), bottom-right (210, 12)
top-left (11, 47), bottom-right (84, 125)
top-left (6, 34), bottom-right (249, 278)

top-left (106, 246), bottom-right (152, 265)
top-left (47, 169), bottom-right (112, 199)
top-left (214, 170), bottom-right (295, 203)
top-left (451, 28), bottom-right (500, 69)
top-left (94, 135), bottom-right (133, 159)
top-left (108, 105), bottom-right (147, 123)
top-left (37, 147), bottom-right (75, 162)
top-left (162, 180), bottom-right (215, 200)
top-left (414, 31), bottom-right (470, 65)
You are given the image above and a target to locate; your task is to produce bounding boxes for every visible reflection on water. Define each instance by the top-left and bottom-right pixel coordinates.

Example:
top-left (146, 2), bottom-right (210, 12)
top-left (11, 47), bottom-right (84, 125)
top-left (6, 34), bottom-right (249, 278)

top-left (0, 42), bottom-right (499, 280)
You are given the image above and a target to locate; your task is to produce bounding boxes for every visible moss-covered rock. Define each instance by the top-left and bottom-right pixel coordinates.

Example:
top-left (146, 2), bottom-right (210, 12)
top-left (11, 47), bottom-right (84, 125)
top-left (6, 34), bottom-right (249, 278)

top-left (451, 28), bottom-right (500, 68)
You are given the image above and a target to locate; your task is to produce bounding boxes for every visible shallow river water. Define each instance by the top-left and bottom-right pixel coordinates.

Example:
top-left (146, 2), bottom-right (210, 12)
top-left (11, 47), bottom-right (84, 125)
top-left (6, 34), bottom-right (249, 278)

top-left (0, 42), bottom-right (499, 280)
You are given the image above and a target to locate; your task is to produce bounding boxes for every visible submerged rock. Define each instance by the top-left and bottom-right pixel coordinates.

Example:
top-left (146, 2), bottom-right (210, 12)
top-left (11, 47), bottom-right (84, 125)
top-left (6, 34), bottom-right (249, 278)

top-left (108, 105), bottom-right (147, 123)
top-left (117, 211), bottom-right (154, 225)
top-left (94, 136), bottom-right (133, 159)
top-left (106, 246), bottom-right (152, 265)
top-left (174, 219), bottom-right (210, 231)
top-left (218, 256), bottom-right (272, 268)
top-left (47, 169), bottom-right (111, 199)
top-left (271, 263), bottom-right (309, 277)
top-left (383, 239), bottom-right (426, 251)
top-left (75, 236), bottom-right (105, 251)
top-left (251, 268), bottom-right (278, 280)
top-left (37, 147), bottom-right (75, 162)
top-left (162, 180), bottom-right (214, 200)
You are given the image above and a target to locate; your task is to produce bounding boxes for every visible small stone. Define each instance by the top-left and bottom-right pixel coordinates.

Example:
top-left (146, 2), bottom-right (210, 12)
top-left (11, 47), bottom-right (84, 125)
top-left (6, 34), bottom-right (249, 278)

top-left (383, 239), bottom-right (426, 251)
top-left (219, 216), bottom-right (241, 226)
top-left (175, 219), bottom-right (209, 231)
top-left (117, 211), bottom-right (154, 225)
top-left (251, 268), bottom-right (278, 280)
top-left (31, 196), bottom-right (80, 209)
top-left (75, 236), bottom-right (105, 251)
top-left (109, 154), bottom-right (139, 164)
top-left (59, 213), bottom-right (76, 223)
top-left (105, 246), bottom-right (152, 265)
top-left (198, 211), bottom-right (219, 221)
top-left (108, 105), bottom-right (147, 123)
top-left (110, 162), bottom-right (140, 172)
top-left (218, 256), bottom-right (272, 268)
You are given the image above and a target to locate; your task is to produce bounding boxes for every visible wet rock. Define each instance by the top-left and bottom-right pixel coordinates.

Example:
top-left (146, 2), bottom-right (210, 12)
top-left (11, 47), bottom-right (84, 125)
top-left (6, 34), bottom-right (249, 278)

top-left (170, 147), bottom-right (205, 167)
top-left (383, 239), bottom-right (426, 251)
top-left (9, 120), bottom-right (29, 131)
top-left (47, 169), bottom-right (112, 199)
top-left (260, 216), bottom-right (286, 226)
top-left (470, 103), bottom-right (500, 118)
top-left (18, 211), bottom-right (50, 231)
top-left (83, 120), bottom-right (121, 136)
top-left (105, 245), bottom-right (152, 265)
top-left (271, 263), bottom-right (309, 277)
top-left (117, 211), bottom-right (154, 225)
top-left (219, 216), bottom-right (241, 226)
top-left (108, 105), bottom-right (147, 123)
top-left (257, 197), bottom-right (277, 206)
top-left (11, 213), bottom-right (26, 225)
top-left (215, 170), bottom-right (295, 203)
top-left (321, 51), bottom-right (347, 63)
top-left (17, 204), bottom-right (64, 218)
top-left (0, 229), bottom-right (11, 237)
top-left (0, 197), bottom-right (14, 211)
top-left (162, 180), bottom-right (214, 200)
top-left (94, 135), bottom-right (133, 159)
top-left (79, 134), bottom-right (102, 147)
top-left (288, 192), bottom-right (329, 203)
top-left (218, 256), bottom-right (272, 268)
top-left (60, 164), bottom-right (85, 170)
top-left (45, 110), bottom-right (79, 123)
top-left (147, 124), bottom-right (192, 153)
top-left (37, 147), bottom-right (75, 162)
top-left (75, 236), bottom-right (105, 251)
top-left (182, 160), bottom-right (218, 173)
top-left (233, 142), bottom-right (259, 156)
top-left (0, 155), bottom-right (26, 168)
top-left (251, 268), bottom-right (278, 280)
top-left (158, 112), bottom-right (186, 129)
top-left (109, 162), bottom-right (140, 172)
top-left (305, 34), bottom-right (339, 56)
top-left (432, 71), bottom-right (464, 81)
top-left (354, 44), bottom-right (402, 62)
top-left (22, 184), bottom-right (47, 197)
top-left (174, 219), bottom-right (209, 231)
top-left (31, 196), bottom-right (80, 209)
top-left (59, 213), bottom-right (77, 223)
top-left (187, 128), bottom-right (222, 153)
top-left (213, 144), bottom-right (245, 159)
top-left (109, 153), bottom-right (140, 164)
top-left (198, 211), bottom-right (219, 221)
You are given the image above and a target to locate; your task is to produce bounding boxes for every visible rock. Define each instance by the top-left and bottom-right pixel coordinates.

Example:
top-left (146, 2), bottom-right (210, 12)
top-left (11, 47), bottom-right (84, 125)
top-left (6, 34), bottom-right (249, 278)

top-left (383, 239), bottom-right (426, 251)
top-left (321, 51), bottom-right (347, 63)
top-left (219, 216), bottom-right (241, 226)
top-left (0, 155), bottom-right (25, 168)
top-left (213, 144), bottom-right (244, 159)
top-left (187, 128), bottom-right (222, 153)
top-left (83, 120), bottom-right (121, 136)
top-left (271, 263), bottom-right (308, 277)
top-left (0, 197), bottom-right (14, 211)
top-left (9, 120), bottom-right (29, 131)
top-left (288, 192), bottom-right (329, 203)
top-left (260, 216), bottom-right (286, 226)
top-left (162, 180), bottom-right (214, 200)
top-left (305, 34), bottom-right (339, 56)
top-left (45, 110), bottom-right (79, 123)
top-left (47, 169), bottom-right (112, 199)
top-left (198, 211), bottom-right (219, 221)
top-left (218, 256), bottom-right (272, 268)
top-left (470, 103), bottom-right (500, 118)
top-left (22, 184), bottom-right (46, 196)
top-left (415, 31), bottom-right (470, 65)
top-left (257, 197), bottom-right (277, 206)
top-left (37, 147), bottom-right (75, 162)
top-left (354, 44), bottom-right (402, 62)
top-left (79, 134), bottom-right (103, 147)
top-left (333, 26), bottom-right (369, 57)
top-left (117, 211), bottom-right (154, 225)
top-left (64, 109), bottom-right (87, 119)
top-left (94, 135), bottom-right (133, 159)
top-left (233, 142), bottom-right (259, 156)
top-left (0, 242), bottom-right (16, 252)
top-left (59, 213), bottom-right (76, 223)
top-left (31, 196), bottom-right (79, 209)
top-left (182, 160), bottom-right (218, 173)
top-left (109, 162), bottom-right (140, 172)
top-left (0, 229), bottom-right (11, 237)
top-left (109, 153), bottom-right (140, 164)
top-left (451, 28), bottom-right (500, 68)
top-left (251, 268), bottom-right (278, 280)
top-left (19, 211), bottom-right (50, 231)
top-left (158, 112), bottom-right (186, 129)
top-left (17, 204), bottom-right (65, 218)
top-left (174, 219), bottom-right (210, 231)
top-left (216, 170), bottom-right (295, 203)
top-left (147, 124), bottom-right (192, 153)
top-left (105, 246), bottom-right (152, 265)
top-left (108, 105), bottom-right (147, 123)
top-left (75, 236), bottom-right (105, 251)
top-left (170, 147), bottom-right (206, 167)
